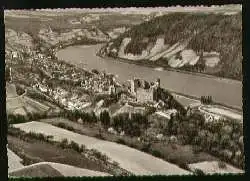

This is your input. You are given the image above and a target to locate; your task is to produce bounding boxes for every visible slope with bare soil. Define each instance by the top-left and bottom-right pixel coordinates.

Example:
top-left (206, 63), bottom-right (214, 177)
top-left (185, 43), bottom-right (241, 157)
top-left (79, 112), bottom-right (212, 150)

top-left (103, 12), bottom-right (242, 80)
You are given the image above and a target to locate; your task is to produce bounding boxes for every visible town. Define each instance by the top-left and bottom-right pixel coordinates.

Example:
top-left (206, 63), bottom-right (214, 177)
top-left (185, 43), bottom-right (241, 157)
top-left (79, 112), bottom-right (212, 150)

top-left (5, 7), bottom-right (244, 177)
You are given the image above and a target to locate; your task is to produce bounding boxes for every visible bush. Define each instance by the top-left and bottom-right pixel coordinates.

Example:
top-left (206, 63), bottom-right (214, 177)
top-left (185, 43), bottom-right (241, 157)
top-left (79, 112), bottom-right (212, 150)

top-left (91, 149), bottom-right (109, 162)
top-left (8, 114), bottom-right (28, 124)
top-left (179, 163), bottom-right (189, 170)
top-left (59, 138), bottom-right (69, 149)
top-left (8, 127), bottom-right (22, 136)
top-left (69, 141), bottom-right (81, 153)
top-left (116, 138), bottom-right (126, 145)
top-left (218, 161), bottom-right (227, 169)
top-left (56, 122), bottom-right (75, 131)
top-left (128, 143), bottom-right (137, 149)
top-left (151, 149), bottom-right (163, 158)
top-left (141, 142), bottom-right (151, 152)
top-left (194, 169), bottom-right (205, 176)
top-left (16, 85), bottom-right (25, 95)
top-left (94, 133), bottom-right (105, 140)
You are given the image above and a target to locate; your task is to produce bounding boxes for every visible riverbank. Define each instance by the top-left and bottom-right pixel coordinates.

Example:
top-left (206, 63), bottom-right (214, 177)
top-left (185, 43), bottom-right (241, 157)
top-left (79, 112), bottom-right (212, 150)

top-left (170, 90), bottom-right (242, 112)
top-left (97, 53), bottom-right (242, 84)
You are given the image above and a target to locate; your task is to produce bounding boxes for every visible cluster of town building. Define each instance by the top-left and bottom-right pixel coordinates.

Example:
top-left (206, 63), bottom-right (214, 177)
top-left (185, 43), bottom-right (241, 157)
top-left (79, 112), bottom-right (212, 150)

top-left (28, 53), bottom-right (120, 111)
top-left (80, 72), bottom-right (117, 95)
top-left (32, 82), bottom-right (91, 111)
top-left (5, 27), bottom-right (231, 124)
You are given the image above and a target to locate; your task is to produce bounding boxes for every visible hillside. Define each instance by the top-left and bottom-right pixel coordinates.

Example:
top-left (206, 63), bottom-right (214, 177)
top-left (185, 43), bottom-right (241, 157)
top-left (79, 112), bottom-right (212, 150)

top-left (4, 11), bottom-right (149, 59)
top-left (101, 12), bottom-right (242, 80)
top-left (4, 11), bottom-right (147, 40)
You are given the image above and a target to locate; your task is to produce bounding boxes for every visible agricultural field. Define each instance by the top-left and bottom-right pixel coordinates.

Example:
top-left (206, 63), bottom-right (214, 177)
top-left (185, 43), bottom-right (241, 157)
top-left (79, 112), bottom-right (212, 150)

top-left (13, 121), bottom-right (191, 175)
top-left (8, 135), bottom-right (112, 176)
top-left (6, 83), bottom-right (18, 98)
top-left (187, 161), bottom-right (244, 175)
top-left (6, 83), bottom-right (57, 116)
top-left (38, 117), bottom-right (220, 166)
top-left (9, 162), bottom-right (110, 177)
top-left (6, 96), bottom-right (50, 116)
top-left (8, 148), bottom-right (24, 172)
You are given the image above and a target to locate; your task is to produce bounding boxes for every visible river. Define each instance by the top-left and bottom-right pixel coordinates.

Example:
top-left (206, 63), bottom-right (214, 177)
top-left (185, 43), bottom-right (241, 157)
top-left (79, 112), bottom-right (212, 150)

top-left (56, 44), bottom-right (242, 110)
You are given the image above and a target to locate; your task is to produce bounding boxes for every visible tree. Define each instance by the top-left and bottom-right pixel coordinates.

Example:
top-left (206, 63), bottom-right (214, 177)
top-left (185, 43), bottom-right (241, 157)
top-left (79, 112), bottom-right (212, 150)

top-left (218, 161), bottom-right (227, 169)
top-left (59, 138), bottom-right (68, 149)
top-left (100, 110), bottom-right (110, 128)
top-left (211, 132), bottom-right (220, 148)
top-left (91, 111), bottom-right (98, 123)
top-left (188, 112), bottom-right (205, 130)
top-left (186, 123), bottom-right (198, 144)
top-left (220, 134), bottom-right (231, 149)
top-left (167, 115), bottom-right (174, 135)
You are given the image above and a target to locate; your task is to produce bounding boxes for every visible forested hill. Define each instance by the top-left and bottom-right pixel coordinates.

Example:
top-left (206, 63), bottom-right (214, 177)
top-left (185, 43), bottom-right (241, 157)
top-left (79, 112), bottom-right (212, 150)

top-left (101, 12), bottom-right (242, 80)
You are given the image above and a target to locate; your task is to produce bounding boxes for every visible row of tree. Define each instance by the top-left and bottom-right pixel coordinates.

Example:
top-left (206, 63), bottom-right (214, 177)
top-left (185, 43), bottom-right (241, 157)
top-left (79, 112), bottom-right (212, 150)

top-left (200, 96), bottom-right (213, 104)
top-left (62, 109), bottom-right (98, 123)
top-left (7, 111), bottom-right (59, 125)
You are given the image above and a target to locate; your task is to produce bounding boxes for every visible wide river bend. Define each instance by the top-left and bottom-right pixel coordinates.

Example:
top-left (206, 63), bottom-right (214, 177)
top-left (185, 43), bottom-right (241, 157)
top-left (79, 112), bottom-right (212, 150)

top-left (56, 44), bottom-right (242, 110)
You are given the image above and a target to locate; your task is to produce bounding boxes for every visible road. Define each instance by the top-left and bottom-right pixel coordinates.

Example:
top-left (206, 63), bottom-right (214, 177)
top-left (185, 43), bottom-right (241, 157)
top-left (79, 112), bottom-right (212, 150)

top-left (198, 105), bottom-right (243, 121)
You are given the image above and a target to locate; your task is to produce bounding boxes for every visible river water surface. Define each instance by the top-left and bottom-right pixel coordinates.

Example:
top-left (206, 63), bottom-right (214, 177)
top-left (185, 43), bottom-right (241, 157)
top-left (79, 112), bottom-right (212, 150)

top-left (56, 44), bottom-right (242, 110)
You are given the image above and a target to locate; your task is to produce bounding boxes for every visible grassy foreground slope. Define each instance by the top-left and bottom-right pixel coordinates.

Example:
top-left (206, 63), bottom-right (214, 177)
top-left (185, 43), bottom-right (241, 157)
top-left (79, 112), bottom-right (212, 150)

top-left (105, 12), bottom-right (242, 80)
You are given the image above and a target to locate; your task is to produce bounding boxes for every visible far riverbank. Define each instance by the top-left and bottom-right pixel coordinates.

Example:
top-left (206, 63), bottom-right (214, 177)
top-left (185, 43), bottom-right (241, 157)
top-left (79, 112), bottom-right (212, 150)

top-left (97, 52), bottom-right (241, 85)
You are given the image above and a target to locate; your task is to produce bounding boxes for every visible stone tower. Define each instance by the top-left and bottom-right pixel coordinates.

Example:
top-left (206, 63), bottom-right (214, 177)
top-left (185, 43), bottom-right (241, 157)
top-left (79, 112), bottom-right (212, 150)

top-left (156, 78), bottom-right (160, 88)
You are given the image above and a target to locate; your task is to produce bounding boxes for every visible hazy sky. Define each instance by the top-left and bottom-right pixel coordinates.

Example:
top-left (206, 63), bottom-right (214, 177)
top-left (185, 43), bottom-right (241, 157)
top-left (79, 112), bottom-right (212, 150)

top-left (5, 4), bottom-right (241, 15)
